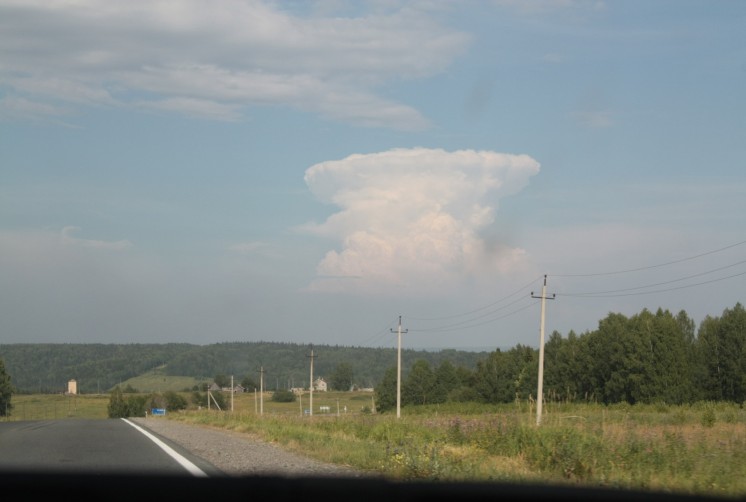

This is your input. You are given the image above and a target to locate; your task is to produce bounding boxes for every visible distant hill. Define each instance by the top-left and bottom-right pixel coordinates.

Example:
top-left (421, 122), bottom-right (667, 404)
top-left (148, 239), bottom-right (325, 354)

top-left (0, 342), bottom-right (490, 394)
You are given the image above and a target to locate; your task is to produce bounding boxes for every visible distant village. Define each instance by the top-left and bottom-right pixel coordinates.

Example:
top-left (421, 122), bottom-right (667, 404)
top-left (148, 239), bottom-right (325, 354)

top-left (207, 377), bottom-right (372, 394)
top-left (64, 377), bottom-right (373, 395)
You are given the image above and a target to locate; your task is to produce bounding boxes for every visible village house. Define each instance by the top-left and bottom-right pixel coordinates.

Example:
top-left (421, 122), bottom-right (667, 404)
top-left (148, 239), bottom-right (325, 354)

top-left (313, 377), bottom-right (327, 392)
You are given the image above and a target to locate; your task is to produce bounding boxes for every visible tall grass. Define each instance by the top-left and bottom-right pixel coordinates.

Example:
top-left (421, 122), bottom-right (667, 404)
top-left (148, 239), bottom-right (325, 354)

top-left (168, 400), bottom-right (746, 498)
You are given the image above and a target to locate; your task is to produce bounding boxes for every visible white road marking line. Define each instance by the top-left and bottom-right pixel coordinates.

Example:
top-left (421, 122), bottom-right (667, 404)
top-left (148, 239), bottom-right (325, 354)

top-left (123, 418), bottom-right (209, 477)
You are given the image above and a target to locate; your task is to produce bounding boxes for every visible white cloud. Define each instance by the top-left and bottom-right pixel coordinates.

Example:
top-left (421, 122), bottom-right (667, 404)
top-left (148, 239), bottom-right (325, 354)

top-left (61, 226), bottom-right (132, 250)
top-left (492, 0), bottom-right (605, 15)
top-left (0, 96), bottom-right (75, 126)
top-left (0, 1), bottom-right (469, 129)
top-left (301, 148), bottom-right (540, 295)
top-left (138, 96), bottom-right (243, 122)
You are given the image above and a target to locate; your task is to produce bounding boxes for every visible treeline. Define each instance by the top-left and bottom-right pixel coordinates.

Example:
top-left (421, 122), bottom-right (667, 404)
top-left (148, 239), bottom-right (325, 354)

top-left (2, 303), bottom-right (744, 408)
top-left (374, 303), bottom-right (746, 412)
top-left (0, 341), bottom-right (487, 394)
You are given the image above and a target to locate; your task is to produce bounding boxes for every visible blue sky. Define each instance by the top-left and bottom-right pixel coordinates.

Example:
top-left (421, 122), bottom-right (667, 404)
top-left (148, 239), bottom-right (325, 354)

top-left (1, 0), bottom-right (744, 350)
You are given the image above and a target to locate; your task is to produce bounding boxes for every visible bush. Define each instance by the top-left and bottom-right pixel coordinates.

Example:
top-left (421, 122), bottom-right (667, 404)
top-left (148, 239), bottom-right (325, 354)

top-left (107, 387), bottom-right (147, 418)
top-left (164, 391), bottom-right (188, 411)
top-left (272, 389), bottom-right (296, 403)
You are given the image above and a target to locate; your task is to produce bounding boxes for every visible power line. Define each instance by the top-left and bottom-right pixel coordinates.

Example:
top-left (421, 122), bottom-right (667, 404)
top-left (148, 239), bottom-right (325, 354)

top-left (406, 275), bottom-right (543, 322)
top-left (353, 318), bottom-right (401, 347)
top-left (550, 239), bottom-right (746, 278)
top-left (408, 299), bottom-right (539, 333)
top-left (558, 259), bottom-right (746, 298)
top-left (560, 270), bottom-right (746, 298)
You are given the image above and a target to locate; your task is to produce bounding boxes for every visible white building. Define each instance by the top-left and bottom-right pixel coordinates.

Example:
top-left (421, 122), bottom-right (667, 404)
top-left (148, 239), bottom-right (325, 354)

top-left (313, 377), bottom-right (327, 392)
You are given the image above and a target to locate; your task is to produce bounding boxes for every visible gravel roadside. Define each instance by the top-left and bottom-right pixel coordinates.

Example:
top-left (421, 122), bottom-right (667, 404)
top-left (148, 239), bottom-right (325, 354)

top-left (130, 417), bottom-right (367, 478)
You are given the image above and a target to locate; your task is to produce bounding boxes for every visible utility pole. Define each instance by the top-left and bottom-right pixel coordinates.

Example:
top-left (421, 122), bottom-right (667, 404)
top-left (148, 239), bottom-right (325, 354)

top-left (258, 366), bottom-right (265, 416)
top-left (307, 346), bottom-right (316, 417)
top-left (531, 275), bottom-right (555, 426)
top-left (231, 375), bottom-right (234, 412)
top-left (391, 316), bottom-right (408, 419)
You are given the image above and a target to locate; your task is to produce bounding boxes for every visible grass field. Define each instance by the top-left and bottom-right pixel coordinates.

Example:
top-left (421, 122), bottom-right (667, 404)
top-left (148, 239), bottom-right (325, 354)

top-left (5, 391), bottom-right (745, 499)
top-left (9, 393), bottom-right (110, 420)
top-left (169, 398), bottom-right (746, 498)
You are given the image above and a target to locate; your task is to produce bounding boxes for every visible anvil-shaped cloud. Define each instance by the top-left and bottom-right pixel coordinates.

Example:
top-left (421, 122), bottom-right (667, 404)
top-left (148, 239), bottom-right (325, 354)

top-left (302, 148), bottom-right (540, 295)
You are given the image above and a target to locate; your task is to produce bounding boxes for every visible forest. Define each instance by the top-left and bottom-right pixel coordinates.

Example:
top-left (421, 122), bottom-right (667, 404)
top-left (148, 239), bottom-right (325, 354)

top-left (1, 303), bottom-right (744, 411)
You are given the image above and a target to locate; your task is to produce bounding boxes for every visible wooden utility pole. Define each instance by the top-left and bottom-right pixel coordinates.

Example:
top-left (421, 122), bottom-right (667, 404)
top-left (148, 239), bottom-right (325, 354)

top-left (307, 346), bottom-right (316, 417)
top-left (259, 366), bottom-right (265, 416)
top-left (531, 275), bottom-right (555, 426)
top-left (391, 316), bottom-right (408, 419)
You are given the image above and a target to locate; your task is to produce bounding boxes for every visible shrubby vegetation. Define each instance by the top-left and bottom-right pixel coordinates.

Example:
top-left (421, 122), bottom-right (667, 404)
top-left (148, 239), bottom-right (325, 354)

top-left (191, 389), bottom-right (227, 410)
top-left (107, 387), bottom-right (190, 418)
top-left (271, 389), bottom-right (296, 402)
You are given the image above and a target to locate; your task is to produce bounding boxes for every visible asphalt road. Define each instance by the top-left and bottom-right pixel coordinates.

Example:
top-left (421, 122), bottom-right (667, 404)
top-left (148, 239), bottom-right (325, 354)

top-left (0, 418), bottom-right (222, 476)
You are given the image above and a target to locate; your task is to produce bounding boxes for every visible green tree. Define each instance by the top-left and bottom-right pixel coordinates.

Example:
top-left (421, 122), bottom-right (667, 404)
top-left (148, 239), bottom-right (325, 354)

top-left (125, 394), bottom-right (147, 417)
top-left (108, 386), bottom-right (148, 417)
top-left (697, 303), bottom-right (746, 403)
top-left (374, 367), bottom-right (397, 413)
top-left (402, 360), bottom-right (436, 405)
top-left (544, 330), bottom-right (586, 402)
top-left (473, 349), bottom-right (512, 403)
top-left (580, 309), bottom-right (698, 405)
top-left (329, 362), bottom-right (354, 391)
top-left (0, 358), bottom-right (13, 417)
top-left (190, 389), bottom-right (226, 409)
top-left (163, 391), bottom-right (188, 411)
top-left (241, 375), bottom-right (258, 391)
top-left (473, 345), bottom-right (536, 403)
top-left (192, 390), bottom-right (207, 407)
top-left (638, 308), bottom-right (695, 404)
top-left (214, 374), bottom-right (231, 388)
top-left (585, 312), bottom-right (642, 404)
top-left (431, 360), bottom-right (460, 404)
top-left (208, 389), bottom-right (227, 409)
top-left (107, 386), bottom-right (129, 418)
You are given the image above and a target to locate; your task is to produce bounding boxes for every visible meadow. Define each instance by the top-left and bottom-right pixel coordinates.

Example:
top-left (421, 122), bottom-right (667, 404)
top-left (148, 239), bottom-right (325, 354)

top-left (6, 391), bottom-right (745, 499)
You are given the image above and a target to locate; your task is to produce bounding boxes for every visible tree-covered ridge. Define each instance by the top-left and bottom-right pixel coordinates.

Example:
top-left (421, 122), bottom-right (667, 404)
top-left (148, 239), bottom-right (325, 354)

top-left (0, 343), bottom-right (194, 394)
top-left (0, 341), bottom-right (487, 394)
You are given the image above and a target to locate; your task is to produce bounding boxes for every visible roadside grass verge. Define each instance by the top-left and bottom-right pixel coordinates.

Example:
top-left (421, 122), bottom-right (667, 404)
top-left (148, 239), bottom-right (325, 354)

top-left (166, 400), bottom-right (746, 499)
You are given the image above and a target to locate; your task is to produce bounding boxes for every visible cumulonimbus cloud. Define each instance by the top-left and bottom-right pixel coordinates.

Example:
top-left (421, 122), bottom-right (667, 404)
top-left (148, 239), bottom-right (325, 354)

top-left (301, 148), bottom-right (540, 295)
